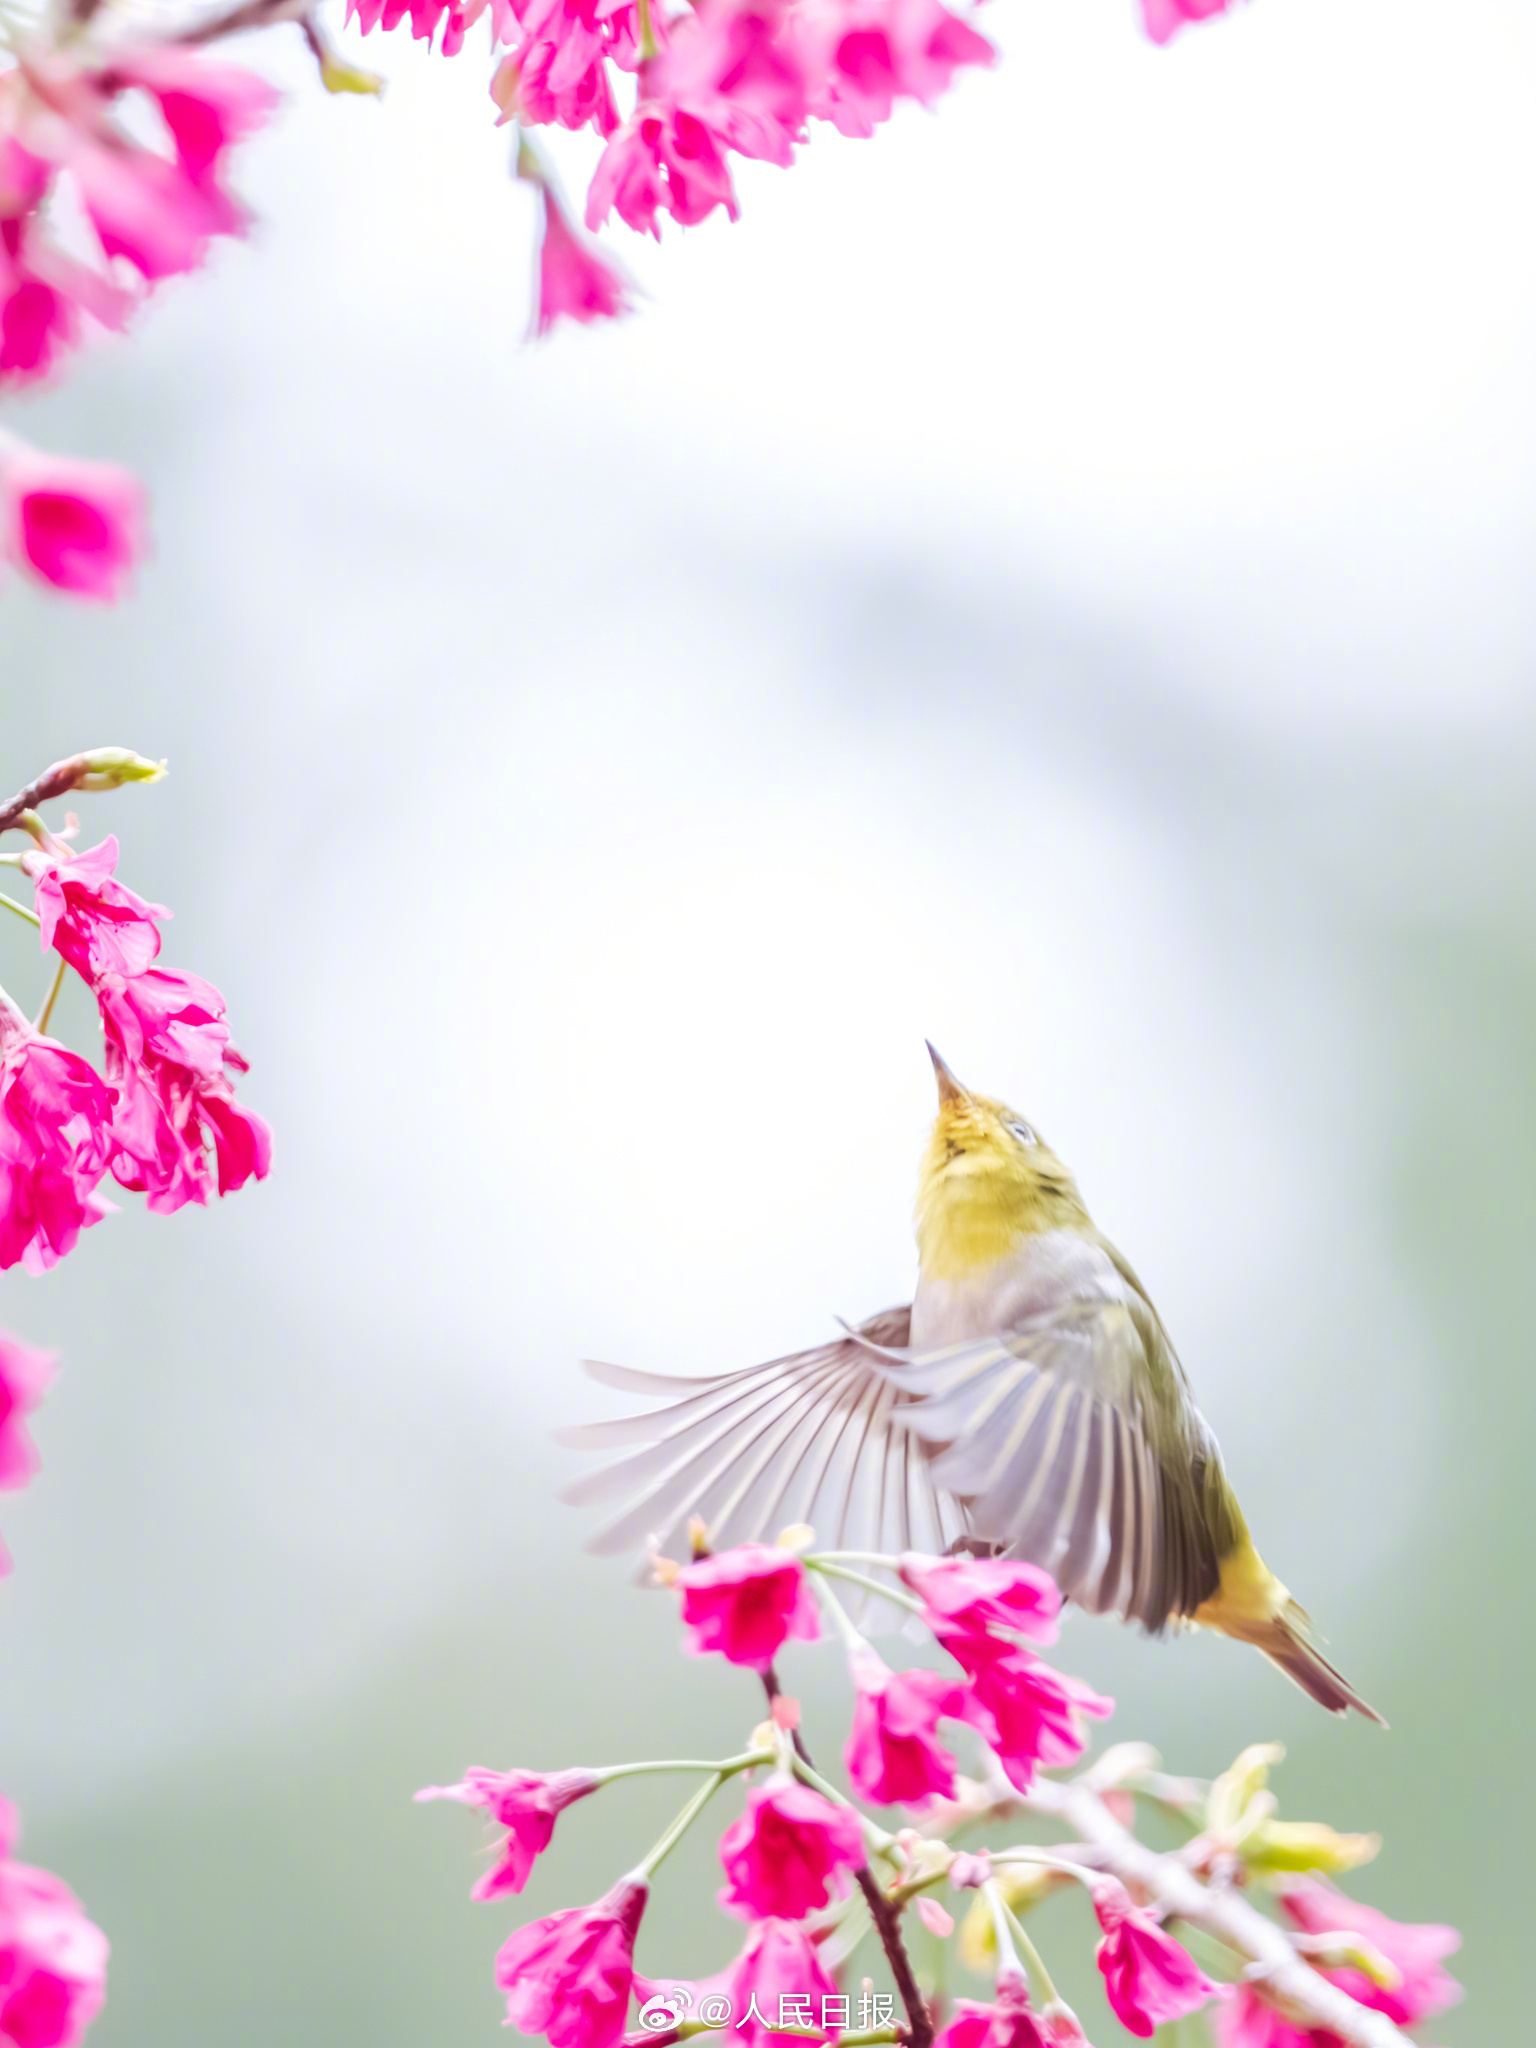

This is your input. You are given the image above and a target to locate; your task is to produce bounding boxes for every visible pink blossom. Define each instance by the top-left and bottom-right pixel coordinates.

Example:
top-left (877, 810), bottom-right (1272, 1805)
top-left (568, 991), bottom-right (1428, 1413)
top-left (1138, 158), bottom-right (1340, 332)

top-left (0, 235), bottom-right (77, 387)
top-left (1214, 1986), bottom-right (1332, 2048)
top-left (1036, 2007), bottom-right (1093, 2048)
top-left (0, 49), bottom-right (268, 305)
top-left (717, 1773), bottom-right (865, 1920)
top-left (723, 1918), bottom-right (838, 2048)
top-left (494, 0), bottom-right (623, 137)
top-left (585, 105), bottom-right (739, 237)
top-left (497, 1875), bottom-right (646, 2048)
top-left (0, 999), bottom-right (113, 1276)
top-left (935, 1983), bottom-right (1058, 2048)
top-left (899, 1553), bottom-right (1060, 1644)
top-left (843, 1644), bottom-right (981, 1806)
top-left (97, 969), bottom-right (271, 1214)
top-left (70, 141), bottom-right (238, 282)
top-left (530, 187), bottom-right (631, 333)
top-left (802, 0), bottom-right (993, 140)
top-left (1279, 1880), bottom-right (1461, 2029)
top-left (936, 1998), bottom-right (1008, 2048)
top-left (0, 443), bottom-right (145, 602)
top-left (25, 838), bottom-right (166, 981)
top-left (675, 1543), bottom-right (820, 1669)
top-left (0, 221), bottom-right (130, 390)
top-left (0, 1334), bottom-right (54, 1496)
top-left (934, 1625), bottom-right (1111, 1791)
top-left (948, 1849), bottom-right (990, 1889)
top-left (637, 1921), bottom-right (840, 2048)
top-left (497, 40), bottom-right (620, 133)
top-left (346, 0), bottom-right (492, 52)
top-left (597, 0), bottom-right (656, 72)
top-left (1140, 0), bottom-right (1237, 47)
top-left (415, 1767), bottom-right (600, 1899)
top-left (102, 48), bottom-right (278, 184)
top-left (1093, 1881), bottom-right (1221, 2039)
top-left (653, 0), bottom-right (809, 165)
top-left (0, 1795), bottom-right (109, 2048)
top-left (915, 1896), bottom-right (953, 1937)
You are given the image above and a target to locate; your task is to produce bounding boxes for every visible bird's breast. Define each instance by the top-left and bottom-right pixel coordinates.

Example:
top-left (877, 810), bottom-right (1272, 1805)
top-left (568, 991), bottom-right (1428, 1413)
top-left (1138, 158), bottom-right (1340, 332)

top-left (910, 1228), bottom-right (1129, 1350)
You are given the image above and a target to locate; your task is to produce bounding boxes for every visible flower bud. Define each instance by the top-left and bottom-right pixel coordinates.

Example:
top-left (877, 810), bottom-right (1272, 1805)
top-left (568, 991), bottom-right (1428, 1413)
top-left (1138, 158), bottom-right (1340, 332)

top-left (1246, 1820), bottom-right (1381, 1880)
top-left (1291, 1931), bottom-right (1402, 1989)
top-left (948, 1849), bottom-right (991, 1891)
top-left (1207, 1742), bottom-right (1285, 1835)
top-left (77, 748), bottom-right (166, 791)
top-left (319, 50), bottom-right (385, 93)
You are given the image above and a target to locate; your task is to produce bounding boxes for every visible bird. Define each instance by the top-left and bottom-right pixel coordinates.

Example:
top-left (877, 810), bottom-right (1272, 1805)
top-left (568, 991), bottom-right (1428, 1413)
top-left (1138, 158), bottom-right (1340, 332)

top-left (558, 1044), bottom-right (1382, 1722)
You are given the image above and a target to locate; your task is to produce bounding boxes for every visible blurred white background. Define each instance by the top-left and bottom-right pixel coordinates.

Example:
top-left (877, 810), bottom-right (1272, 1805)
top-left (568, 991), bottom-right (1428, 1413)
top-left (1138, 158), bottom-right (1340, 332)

top-left (2, 0), bottom-right (1530, 2039)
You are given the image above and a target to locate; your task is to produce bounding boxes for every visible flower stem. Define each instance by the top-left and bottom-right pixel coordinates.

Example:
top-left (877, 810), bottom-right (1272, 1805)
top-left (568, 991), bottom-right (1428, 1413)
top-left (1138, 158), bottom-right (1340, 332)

top-left (633, 1772), bottom-right (725, 1881)
top-left (988, 1848), bottom-right (1097, 1882)
top-left (808, 1560), bottom-right (926, 1618)
top-left (808, 1568), bottom-right (866, 1648)
top-left (598, 1752), bottom-right (770, 1783)
top-left (635, 0), bottom-right (657, 60)
top-left (807, 1552), bottom-right (903, 1567)
top-left (33, 957), bottom-right (66, 1035)
top-left (0, 760), bottom-right (90, 837)
top-left (761, 1665), bottom-right (933, 2048)
top-left (985, 1881), bottom-right (1024, 1970)
top-left (998, 1894), bottom-right (1063, 2009)
top-left (0, 891), bottom-right (40, 930)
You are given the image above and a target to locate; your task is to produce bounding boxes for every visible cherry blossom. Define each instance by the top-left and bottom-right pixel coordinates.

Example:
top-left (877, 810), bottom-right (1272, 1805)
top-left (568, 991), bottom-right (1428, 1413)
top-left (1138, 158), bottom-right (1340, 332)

top-left (496, 1876), bottom-right (647, 2048)
top-left (415, 1767), bottom-right (601, 1898)
top-left (675, 1543), bottom-right (820, 1669)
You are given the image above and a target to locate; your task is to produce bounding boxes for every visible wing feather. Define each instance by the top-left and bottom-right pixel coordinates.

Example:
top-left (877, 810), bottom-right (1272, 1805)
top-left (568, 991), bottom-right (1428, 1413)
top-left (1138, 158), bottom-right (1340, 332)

top-left (557, 1307), bottom-right (970, 1582)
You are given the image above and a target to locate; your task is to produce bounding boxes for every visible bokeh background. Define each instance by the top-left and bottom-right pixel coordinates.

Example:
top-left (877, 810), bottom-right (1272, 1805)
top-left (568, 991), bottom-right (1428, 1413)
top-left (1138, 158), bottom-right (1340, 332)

top-left (2, 0), bottom-right (1531, 2039)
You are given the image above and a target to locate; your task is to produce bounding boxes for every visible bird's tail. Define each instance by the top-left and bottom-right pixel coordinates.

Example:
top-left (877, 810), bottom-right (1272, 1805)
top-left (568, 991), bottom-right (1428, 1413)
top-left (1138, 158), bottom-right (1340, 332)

top-left (1205, 1588), bottom-right (1386, 1724)
top-left (1195, 1535), bottom-right (1386, 1724)
top-left (1251, 1603), bottom-right (1386, 1724)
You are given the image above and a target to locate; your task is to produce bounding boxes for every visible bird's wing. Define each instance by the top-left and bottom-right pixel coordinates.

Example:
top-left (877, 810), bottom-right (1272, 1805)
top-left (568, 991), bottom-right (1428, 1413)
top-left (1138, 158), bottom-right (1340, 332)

top-left (555, 1306), bottom-right (971, 1564)
top-left (847, 1292), bottom-right (1225, 1632)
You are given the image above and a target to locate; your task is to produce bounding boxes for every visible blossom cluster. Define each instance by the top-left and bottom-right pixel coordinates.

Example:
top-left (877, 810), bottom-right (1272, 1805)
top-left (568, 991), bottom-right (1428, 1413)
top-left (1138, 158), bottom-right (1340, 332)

top-left (1, 0), bottom-right (1248, 601)
top-left (420, 1536), bottom-right (1457, 2048)
top-left (0, 748), bottom-right (269, 1571)
top-left (0, 38), bottom-right (278, 599)
top-left (362, 0), bottom-right (1249, 338)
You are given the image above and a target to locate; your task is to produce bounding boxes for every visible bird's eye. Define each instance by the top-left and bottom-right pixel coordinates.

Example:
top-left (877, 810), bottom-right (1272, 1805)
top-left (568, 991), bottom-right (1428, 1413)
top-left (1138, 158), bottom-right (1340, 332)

top-left (1007, 1121), bottom-right (1037, 1147)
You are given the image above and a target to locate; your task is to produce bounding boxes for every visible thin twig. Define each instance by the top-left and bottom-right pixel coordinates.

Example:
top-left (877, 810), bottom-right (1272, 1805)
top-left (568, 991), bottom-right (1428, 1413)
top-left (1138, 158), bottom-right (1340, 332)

top-left (178, 0), bottom-right (307, 46)
top-left (34, 956), bottom-right (67, 1034)
top-left (762, 1666), bottom-right (934, 2048)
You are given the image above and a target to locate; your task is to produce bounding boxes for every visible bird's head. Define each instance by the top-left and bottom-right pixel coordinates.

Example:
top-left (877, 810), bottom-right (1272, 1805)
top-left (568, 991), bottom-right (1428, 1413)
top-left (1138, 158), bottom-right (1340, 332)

top-left (915, 1044), bottom-right (1087, 1276)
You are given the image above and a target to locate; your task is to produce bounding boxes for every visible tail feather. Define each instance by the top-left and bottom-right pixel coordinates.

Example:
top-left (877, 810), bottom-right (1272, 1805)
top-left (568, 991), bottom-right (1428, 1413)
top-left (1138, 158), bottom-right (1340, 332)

top-left (1248, 1603), bottom-right (1387, 1726)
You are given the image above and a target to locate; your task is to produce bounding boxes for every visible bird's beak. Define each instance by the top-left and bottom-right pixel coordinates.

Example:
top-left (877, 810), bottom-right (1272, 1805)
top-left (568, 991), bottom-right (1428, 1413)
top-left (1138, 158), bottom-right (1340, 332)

top-left (926, 1042), bottom-right (968, 1106)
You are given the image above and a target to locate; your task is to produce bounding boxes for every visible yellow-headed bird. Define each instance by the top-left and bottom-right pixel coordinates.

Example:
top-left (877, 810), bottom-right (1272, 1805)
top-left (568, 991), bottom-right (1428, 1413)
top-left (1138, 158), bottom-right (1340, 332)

top-left (560, 1045), bottom-right (1382, 1722)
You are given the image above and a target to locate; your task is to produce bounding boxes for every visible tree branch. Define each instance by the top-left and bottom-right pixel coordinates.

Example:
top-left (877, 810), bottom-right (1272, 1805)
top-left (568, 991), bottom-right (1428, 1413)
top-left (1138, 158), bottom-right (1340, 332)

top-left (761, 1666), bottom-right (934, 2048)
top-left (1011, 1774), bottom-right (1417, 2048)
top-left (0, 757), bottom-right (91, 837)
top-left (177, 0), bottom-right (308, 46)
